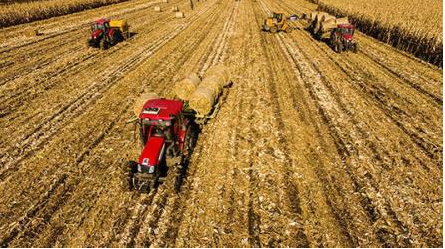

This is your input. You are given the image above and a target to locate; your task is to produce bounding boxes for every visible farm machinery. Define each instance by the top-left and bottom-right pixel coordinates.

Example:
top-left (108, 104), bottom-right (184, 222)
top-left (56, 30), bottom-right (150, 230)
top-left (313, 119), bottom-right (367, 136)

top-left (87, 18), bottom-right (129, 49)
top-left (306, 12), bottom-right (358, 53)
top-left (127, 65), bottom-right (232, 193)
top-left (262, 12), bottom-right (292, 33)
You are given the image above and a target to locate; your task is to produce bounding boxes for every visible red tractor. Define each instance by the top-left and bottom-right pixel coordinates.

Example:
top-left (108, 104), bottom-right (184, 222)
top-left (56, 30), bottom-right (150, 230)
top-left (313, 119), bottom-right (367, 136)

top-left (127, 98), bottom-right (198, 193)
top-left (329, 24), bottom-right (358, 53)
top-left (87, 18), bottom-right (129, 49)
top-left (127, 65), bottom-right (232, 193)
top-left (309, 13), bottom-right (358, 53)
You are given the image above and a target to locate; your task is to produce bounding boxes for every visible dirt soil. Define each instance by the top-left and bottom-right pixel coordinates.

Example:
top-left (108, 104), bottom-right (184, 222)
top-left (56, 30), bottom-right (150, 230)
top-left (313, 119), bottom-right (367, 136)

top-left (0, 0), bottom-right (442, 247)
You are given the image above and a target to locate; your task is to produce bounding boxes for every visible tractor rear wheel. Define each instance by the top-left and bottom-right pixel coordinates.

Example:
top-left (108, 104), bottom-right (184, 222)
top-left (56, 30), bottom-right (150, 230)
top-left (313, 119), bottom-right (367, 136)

top-left (338, 42), bottom-right (344, 53)
top-left (270, 26), bottom-right (278, 33)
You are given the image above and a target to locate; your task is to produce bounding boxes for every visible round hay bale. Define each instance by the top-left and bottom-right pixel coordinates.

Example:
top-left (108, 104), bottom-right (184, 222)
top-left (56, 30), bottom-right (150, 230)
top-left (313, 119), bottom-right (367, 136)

top-left (25, 29), bottom-right (39, 37)
top-left (172, 6), bottom-right (179, 12)
top-left (321, 18), bottom-right (336, 32)
top-left (133, 92), bottom-right (159, 117)
top-left (314, 12), bottom-right (330, 32)
top-left (162, 0), bottom-right (168, 2)
top-left (174, 73), bottom-right (201, 101)
top-left (154, 6), bottom-right (161, 12)
top-left (175, 12), bottom-right (184, 18)
top-left (336, 17), bottom-right (350, 25)
top-left (201, 75), bottom-right (224, 96)
top-left (203, 65), bottom-right (231, 86)
top-left (310, 12), bottom-right (318, 21)
top-left (189, 86), bottom-right (215, 116)
top-left (322, 14), bottom-right (335, 23)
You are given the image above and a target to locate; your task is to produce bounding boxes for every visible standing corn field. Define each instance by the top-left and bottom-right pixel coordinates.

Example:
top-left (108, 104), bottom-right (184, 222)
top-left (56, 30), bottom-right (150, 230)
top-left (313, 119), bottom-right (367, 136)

top-left (0, 0), bottom-right (130, 28)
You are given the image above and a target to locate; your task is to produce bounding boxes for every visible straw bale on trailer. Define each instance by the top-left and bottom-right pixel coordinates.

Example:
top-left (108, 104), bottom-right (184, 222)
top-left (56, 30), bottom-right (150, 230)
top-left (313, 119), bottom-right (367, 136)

top-left (174, 73), bottom-right (201, 101)
top-left (25, 29), bottom-right (39, 37)
top-left (335, 17), bottom-right (349, 25)
top-left (189, 86), bottom-right (216, 116)
top-left (133, 92), bottom-right (159, 117)
top-left (310, 12), bottom-right (318, 21)
top-left (313, 12), bottom-right (330, 33)
top-left (203, 65), bottom-right (231, 86)
top-left (320, 16), bottom-right (350, 33)
top-left (320, 18), bottom-right (336, 32)
top-left (200, 75), bottom-right (224, 96)
top-left (189, 65), bottom-right (231, 116)
top-left (175, 12), bottom-right (184, 18)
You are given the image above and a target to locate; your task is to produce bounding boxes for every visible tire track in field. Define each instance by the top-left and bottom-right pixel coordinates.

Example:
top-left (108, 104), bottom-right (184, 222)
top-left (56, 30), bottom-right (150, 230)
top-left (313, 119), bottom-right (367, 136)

top-left (276, 34), bottom-right (413, 247)
top-left (128, 2), bottom-right (238, 247)
top-left (288, 33), bottom-right (439, 246)
top-left (358, 45), bottom-right (442, 105)
top-left (112, 5), bottom-right (228, 247)
top-left (161, 2), bottom-right (251, 246)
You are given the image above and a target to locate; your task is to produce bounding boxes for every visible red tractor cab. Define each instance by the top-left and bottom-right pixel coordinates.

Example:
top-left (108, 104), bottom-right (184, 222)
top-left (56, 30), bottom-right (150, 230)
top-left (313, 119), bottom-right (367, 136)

top-left (128, 98), bottom-right (197, 192)
top-left (330, 24), bottom-right (358, 53)
top-left (87, 18), bottom-right (124, 49)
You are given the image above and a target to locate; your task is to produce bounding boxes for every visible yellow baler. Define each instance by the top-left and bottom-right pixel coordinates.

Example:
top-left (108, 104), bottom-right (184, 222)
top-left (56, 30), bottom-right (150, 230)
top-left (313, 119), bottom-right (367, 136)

top-left (110, 19), bottom-right (130, 39)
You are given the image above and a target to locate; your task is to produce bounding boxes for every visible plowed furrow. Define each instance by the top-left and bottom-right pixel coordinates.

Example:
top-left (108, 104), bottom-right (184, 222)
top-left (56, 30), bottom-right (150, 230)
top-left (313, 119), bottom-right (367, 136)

top-left (148, 2), bottom-right (239, 247)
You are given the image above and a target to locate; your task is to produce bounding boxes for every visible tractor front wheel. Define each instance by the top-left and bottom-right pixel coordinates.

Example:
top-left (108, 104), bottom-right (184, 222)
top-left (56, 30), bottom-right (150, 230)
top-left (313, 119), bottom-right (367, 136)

top-left (126, 160), bottom-right (138, 191)
top-left (285, 26), bottom-right (292, 33)
top-left (334, 41), bottom-right (343, 53)
top-left (100, 39), bottom-right (109, 50)
top-left (352, 43), bottom-right (358, 53)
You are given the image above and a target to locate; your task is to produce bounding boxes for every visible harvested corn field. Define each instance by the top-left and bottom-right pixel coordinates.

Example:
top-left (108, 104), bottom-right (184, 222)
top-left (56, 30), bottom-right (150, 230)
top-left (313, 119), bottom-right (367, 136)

top-left (0, 0), bottom-right (442, 247)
